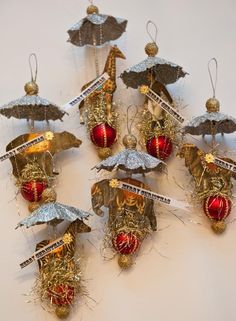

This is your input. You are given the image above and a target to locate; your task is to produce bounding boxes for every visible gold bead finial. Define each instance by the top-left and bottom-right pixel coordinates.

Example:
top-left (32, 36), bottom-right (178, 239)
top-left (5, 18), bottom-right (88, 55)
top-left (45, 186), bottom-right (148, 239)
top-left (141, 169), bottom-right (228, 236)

top-left (211, 220), bottom-right (226, 234)
top-left (145, 42), bottom-right (158, 57)
top-left (24, 81), bottom-right (39, 95)
top-left (98, 147), bottom-right (112, 159)
top-left (28, 202), bottom-right (40, 213)
top-left (55, 306), bottom-right (70, 319)
top-left (42, 188), bottom-right (57, 203)
top-left (123, 134), bottom-right (137, 149)
top-left (87, 4), bottom-right (99, 14)
top-left (118, 254), bottom-right (133, 269)
top-left (206, 98), bottom-right (220, 113)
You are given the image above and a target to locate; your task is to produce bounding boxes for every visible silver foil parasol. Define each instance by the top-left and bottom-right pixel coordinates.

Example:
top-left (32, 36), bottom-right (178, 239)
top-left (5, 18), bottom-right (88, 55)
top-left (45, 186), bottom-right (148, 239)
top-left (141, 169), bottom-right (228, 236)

top-left (16, 202), bottom-right (91, 228)
top-left (67, 3), bottom-right (127, 47)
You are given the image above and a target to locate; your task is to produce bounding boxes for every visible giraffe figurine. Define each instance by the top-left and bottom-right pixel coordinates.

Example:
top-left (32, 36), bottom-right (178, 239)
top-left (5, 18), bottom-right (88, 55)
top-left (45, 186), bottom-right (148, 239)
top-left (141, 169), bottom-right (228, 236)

top-left (35, 219), bottom-right (91, 318)
top-left (79, 45), bottom-right (126, 124)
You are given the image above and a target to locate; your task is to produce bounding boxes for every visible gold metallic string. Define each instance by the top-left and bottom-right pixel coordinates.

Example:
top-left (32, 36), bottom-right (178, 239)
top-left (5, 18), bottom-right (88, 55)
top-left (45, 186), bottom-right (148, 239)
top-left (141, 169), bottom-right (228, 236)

top-left (126, 105), bottom-right (138, 134)
top-left (146, 20), bottom-right (158, 43)
top-left (28, 53), bottom-right (38, 83)
top-left (208, 57), bottom-right (218, 98)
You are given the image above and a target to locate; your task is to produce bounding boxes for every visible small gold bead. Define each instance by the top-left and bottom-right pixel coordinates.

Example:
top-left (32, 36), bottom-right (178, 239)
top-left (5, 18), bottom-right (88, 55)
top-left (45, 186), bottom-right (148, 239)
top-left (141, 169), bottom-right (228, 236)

top-left (118, 254), bottom-right (133, 269)
top-left (211, 220), bottom-right (226, 234)
top-left (41, 188), bottom-right (57, 203)
top-left (86, 5), bottom-right (99, 15)
top-left (28, 202), bottom-right (41, 212)
top-left (24, 81), bottom-right (39, 95)
top-left (145, 42), bottom-right (158, 57)
top-left (98, 147), bottom-right (112, 159)
top-left (123, 134), bottom-right (137, 149)
top-left (206, 98), bottom-right (220, 113)
top-left (55, 306), bottom-right (70, 319)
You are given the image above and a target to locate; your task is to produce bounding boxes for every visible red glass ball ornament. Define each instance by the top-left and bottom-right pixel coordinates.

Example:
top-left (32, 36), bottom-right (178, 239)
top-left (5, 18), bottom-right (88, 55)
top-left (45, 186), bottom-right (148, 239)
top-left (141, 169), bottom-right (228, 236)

top-left (21, 181), bottom-right (47, 202)
top-left (113, 232), bottom-right (140, 255)
top-left (203, 195), bottom-right (231, 221)
top-left (90, 123), bottom-right (116, 148)
top-left (146, 135), bottom-right (173, 160)
top-left (48, 284), bottom-right (75, 306)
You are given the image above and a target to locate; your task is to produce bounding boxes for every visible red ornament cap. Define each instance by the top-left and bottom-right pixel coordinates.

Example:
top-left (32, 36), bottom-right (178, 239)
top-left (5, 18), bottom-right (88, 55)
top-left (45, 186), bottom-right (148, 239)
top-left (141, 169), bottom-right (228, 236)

top-left (90, 123), bottom-right (116, 148)
top-left (21, 181), bottom-right (47, 202)
top-left (146, 135), bottom-right (173, 160)
top-left (113, 232), bottom-right (140, 255)
top-left (203, 195), bottom-right (231, 221)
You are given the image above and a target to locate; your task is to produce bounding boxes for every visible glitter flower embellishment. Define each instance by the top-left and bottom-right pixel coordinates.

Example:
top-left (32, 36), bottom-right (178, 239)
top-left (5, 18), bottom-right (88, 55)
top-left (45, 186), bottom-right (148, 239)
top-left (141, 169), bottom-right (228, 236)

top-left (109, 179), bottom-right (119, 188)
top-left (139, 85), bottom-right (149, 95)
top-left (44, 131), bottom-right (54, 141)
top-left (63, 233), bottom-right (73, 244)
top-left (205, 153), bottom-right (215, 163)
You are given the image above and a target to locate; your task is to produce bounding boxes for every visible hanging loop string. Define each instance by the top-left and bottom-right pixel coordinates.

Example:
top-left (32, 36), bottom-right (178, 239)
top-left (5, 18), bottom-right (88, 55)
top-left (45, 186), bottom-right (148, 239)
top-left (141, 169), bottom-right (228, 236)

top-left (126, 105), bottom-right (138, 134)
top-left (208, 58), bottom-right (218, 98)
top-left (146, 20), bottom-right (158, 43)
top-left (28, 53), bottom-right (38, 83)
top-left (89, 0), bottom-right (94, 4)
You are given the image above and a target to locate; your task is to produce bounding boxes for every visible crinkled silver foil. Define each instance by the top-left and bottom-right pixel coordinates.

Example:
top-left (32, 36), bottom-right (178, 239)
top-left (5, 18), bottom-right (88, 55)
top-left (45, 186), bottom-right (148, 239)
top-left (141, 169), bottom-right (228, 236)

top-left (16, 202), bottom-right (91, 228)
top-left (121, 56), bottom-right (187, 88)
top-left (0, 95), bottom-right (66, 121)
top-left (95, 148), bottom-right (165, 174)
top-left (184, 112), bottom-right (236, 135)
top-left (67, 14), bottom-right (127, 47)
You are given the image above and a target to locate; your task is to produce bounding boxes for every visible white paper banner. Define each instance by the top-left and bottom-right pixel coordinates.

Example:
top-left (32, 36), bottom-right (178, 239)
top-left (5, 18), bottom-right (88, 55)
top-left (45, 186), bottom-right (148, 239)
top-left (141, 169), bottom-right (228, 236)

top-left (63, 72), bottom-right (109, 109)
top-left (115, 181), bottom-right (189, 211)
top-left (0, 134), bottom-right (46, 162)
top-left (210, 155), bottom-right (236, 173)
top-left (20, 237), bottom-right (64, 269)
top-left (140, 85), bottom-right (185, 124)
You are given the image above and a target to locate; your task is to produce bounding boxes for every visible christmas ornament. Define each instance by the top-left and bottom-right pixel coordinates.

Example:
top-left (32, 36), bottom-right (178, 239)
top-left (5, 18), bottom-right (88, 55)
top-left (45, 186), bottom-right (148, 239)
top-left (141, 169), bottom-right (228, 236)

top-left (120, 21), bottom-right (187, 161)
top-left (0, 54), bottom-right (66, 128)
top-left (178, 58), bottom-right (236, 233)
top-left (146, 135), bottom-right (173, 160)
top-left (91, 177), bottom-right (156, 269)
top-left (21, 181), bottom-right (47, 202)
top-left (79, 46), bottom-right (125, 158)
top-left (90, 123), bottom-right (117, 148)
top-left (91, 108), bottom-right (165, 268)
top-left (6, 131), bottom-right (81, 210)
top-left (23, 218), bottom-right (91, 318)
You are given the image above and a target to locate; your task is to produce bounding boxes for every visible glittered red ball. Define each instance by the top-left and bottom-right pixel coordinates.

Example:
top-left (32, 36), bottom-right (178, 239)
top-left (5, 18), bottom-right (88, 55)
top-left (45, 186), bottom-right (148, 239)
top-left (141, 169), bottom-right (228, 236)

top-left (48, 284), bottom-right (75, 306)
top-left (21, 181), bottom-right (47, 202)
top-left (113, 232), bottom-right (140, 255)
top-left (90, 123), bottom-right (116, 148)
top-left (203, 195), bottom-right (231, 221)
top-left (146, 135), bottom-right (173, 160)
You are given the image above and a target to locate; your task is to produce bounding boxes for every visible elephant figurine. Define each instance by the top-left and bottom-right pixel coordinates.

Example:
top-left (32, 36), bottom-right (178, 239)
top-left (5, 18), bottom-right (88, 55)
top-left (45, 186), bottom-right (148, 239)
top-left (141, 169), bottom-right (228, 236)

top-left (91, 177), bottom-right (157, 269)
top-left (91, 177), bottom-right (157, 231)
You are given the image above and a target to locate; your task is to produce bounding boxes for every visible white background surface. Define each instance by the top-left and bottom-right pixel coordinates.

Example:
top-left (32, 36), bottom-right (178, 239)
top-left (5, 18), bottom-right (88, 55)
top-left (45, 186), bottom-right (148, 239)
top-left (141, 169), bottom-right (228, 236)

top-left (0, 0), bottom-right (236, 321)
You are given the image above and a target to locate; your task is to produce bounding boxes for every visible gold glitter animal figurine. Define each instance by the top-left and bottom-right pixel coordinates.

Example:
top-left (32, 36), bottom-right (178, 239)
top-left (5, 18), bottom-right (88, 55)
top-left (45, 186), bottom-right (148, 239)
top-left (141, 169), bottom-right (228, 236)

top-left (177, 144), bottom-right (236, 199)
top-left (79, 45), bottom-right (126, 124)
top-left (91, 177), bottom-right (156, 269)
top-left (35, 219), bottom-right (91, 319)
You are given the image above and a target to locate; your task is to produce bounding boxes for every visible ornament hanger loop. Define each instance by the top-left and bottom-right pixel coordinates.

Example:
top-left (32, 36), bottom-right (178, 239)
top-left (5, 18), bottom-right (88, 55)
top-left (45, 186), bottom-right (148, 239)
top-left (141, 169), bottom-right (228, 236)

top-left (146, 20), bottom-right (158, 43)
top-left (127, 105), bottom-right (138, 134)
top-left (28, 53), bottom-right (38, 83)
top-left (208, 57), bottom-right (218, 98)
top-left (89, 0), bottom-right (94, 4)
